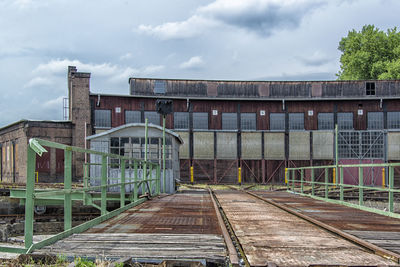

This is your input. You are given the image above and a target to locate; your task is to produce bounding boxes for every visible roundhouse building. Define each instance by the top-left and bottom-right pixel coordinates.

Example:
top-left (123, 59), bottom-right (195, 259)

top-left (1, 66), bottom-right (400, 185)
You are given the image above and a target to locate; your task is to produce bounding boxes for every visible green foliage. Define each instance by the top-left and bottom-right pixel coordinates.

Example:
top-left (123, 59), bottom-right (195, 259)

top-left (74, 257), bottom-right (96, 267)
top-left (337, 24), bottom-right (400, 80)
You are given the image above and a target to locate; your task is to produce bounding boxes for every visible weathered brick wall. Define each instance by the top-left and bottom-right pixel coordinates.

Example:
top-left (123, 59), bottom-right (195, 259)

top-left (68, 66), bottom-right (92, 180)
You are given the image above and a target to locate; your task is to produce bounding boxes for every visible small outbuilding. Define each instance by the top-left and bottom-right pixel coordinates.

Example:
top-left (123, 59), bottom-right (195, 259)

top-left (86, 123), bottom-right (183, 194)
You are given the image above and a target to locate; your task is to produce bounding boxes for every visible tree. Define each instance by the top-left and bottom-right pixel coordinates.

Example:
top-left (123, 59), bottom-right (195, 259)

top-left (337, 25), bottom-right (400, 80)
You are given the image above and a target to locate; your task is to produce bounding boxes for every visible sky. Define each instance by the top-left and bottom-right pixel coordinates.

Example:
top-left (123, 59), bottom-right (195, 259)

top-left (0, 0), bottom-right (399, 126)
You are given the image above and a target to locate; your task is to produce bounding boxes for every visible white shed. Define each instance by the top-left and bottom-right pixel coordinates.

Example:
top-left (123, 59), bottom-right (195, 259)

top-left (86, 123), bottom-right (183, 194)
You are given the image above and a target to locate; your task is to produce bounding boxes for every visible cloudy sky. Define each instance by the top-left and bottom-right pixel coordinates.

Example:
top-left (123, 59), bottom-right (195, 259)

top-left (0, 0), bottom-right (398, 126)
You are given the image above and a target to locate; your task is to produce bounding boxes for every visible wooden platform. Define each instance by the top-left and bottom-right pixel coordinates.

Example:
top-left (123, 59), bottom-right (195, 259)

top-left (35, 192), bottom-right (227, 264)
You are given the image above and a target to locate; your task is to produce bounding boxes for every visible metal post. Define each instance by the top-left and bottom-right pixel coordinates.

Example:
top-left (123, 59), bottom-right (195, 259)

top-left (382, 168), bottom-right (386, 188)
top-left (389, 166), bottom-right (394, 212)
top-left (238, 167), bottom-right (242, 185)
top-left (359, 167), bottom-right (363, 206)
top-left (335, 124), bottom-right (339, 188)
top-left (324, 168), bottom-right (328, 199)
top-left (101, 155), bottom-right (107, 216)
top-left (149, 163), bottom-right (153, 194)
top-left (134, 160), bottom-right (138, 202)
top-left (120, 159), bottom-right (125, 208)
top-left (64, 149), bottom-right (72, 231)
top-left (311, 169), bottom-right (315, 196)
top-left (291, 169), bottom-right (295, 192)
top-left (143, 119), bottom-right (148, 195)
top-left (190, 166), bottom-right (194, 184)
top-left (300, 169), bottom-right (304, 194)
top-left (24, 146), bottom-right (36, 249)
top-left (333, 168), bottom-right (336, 188)
top-left (156, 164), bottom-right (161, 195)
top-left (340, 167), bottom-right (344, 201)
top-left (162, 115), bottom-right (166, 193)
top-left (285, 168), bottom-right (289, 190)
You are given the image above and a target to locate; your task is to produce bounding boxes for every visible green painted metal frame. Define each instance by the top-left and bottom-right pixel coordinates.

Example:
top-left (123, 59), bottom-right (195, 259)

top-left (286, 162), bottom-right (400, 219)
top-left (0, 135), bottom-right (161, 254)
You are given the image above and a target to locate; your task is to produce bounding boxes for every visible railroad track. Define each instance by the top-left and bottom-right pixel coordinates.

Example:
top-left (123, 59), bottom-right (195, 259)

top-left (210, 187), bottom-right (400, 266)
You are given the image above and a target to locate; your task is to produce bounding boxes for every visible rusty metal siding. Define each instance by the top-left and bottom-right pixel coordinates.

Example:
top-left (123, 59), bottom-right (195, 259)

top-left (270, 82), bottom-right (311, 97)
top-left (217, 82), bottom-right (259, 97)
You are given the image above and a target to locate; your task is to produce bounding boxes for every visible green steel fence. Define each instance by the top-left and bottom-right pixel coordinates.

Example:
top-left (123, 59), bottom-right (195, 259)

top-left (286, 163), bottom-right (400, 219)
top-left (0, 137), bottom-right (160, 254)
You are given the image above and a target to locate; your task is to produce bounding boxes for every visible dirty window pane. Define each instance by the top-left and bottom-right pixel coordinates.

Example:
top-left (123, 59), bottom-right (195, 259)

top-left (270, 113), bottom-right (285, 131)
top-left (144, 111), bottom-right (160, 125)
top-left (289, 113), bottom-right (304, 130)
top-left (125, 110), bottom-right (141, 124)
top-left (95, 110), bottom-right (111, 128)
top-left (388, 112), bottom-right (400, 129)
top-left (318, 113), bottom-right (334, 130)
top-left (222, 113), bottom-right (237, 130)
top-left (193, 112), bottom-right (208, 130)
top-left (368, 112), bottom-right (383, 130)
top-left (241, 113), bottom-right (256, 130)
top-left (174, 112), bottom-right (189, 129)
top-left (338, 112), bottom-right (353, 130)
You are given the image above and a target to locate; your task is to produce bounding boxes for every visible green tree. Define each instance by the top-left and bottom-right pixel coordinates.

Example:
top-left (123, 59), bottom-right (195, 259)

top-left (337, 25), bottom-right (400, 80)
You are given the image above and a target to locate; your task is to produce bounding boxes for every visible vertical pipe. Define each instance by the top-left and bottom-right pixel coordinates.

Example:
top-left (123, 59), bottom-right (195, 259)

top-left (64, 149), bottom-right (72, 231)
top-left (340, 167), bottom-right (344, 201)
top-left (162, 115), bottom-right (166, 193)
top-left (262, 159), bottom-right (266, 184)
top-left (311, 168), bottom-right (315, 196)
top-left (389, 166), bottom-right (394, 212)
top-left (324, 168), bottom-right (328, 199)
top-left (120, 159), bottom-right (125, 208)
top-left (285, 168), bottom-right (289, 190)
top-left (333, 168), bottom-right (336, 188)
top-left (24, 145), bottom-right (36, 249)
top-left (101, 155), bottom-right (107, 216)
top-left (156, 164), bottom-right (161, 195)
top-left (238, 167), bottom-right (242, 184)
top-left (149, 163), bottom-right (153, 194)
top-left (300, 169), bottom-right (304, 194)
top-left (359, 167), bottom-right (364, 206)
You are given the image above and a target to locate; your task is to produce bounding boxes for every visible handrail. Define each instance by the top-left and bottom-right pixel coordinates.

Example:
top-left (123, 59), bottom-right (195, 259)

top-left (0, 136), bottom-right (161, 254)
top-left (285, 162), bottom-right (399, 218)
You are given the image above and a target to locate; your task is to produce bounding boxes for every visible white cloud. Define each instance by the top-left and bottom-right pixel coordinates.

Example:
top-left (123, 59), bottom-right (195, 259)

top-left (24, 77), bottom-right (52, 88)
top-left (43, 95), bottom-right (64, 108)
top-left (179, 56), bottom-right (205, 69)
top-left (137, 0), bottom-right (326, 39)
top-left (119, 53), bottom-right (133, 61)
top-left (33, 59), bottom-right (118, 76)
top-left (297, 51), bottom-right (334, 67)
top-left (143, 65), bottom-right (165, 74)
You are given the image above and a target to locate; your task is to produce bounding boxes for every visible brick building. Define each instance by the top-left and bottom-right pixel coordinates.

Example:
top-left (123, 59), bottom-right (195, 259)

top-left (1, 66), bottom-right (400, 184)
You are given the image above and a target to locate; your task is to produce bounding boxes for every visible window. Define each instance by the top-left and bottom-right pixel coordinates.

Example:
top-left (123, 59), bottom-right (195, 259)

top-left (241, 113), bottom-right (256, 130)
top-left (95, 110), bottom-right (111, 128)
top-left (270, 113), bottom-right (285, 131)
top-left (367, 112), bottom-right (383, 130)
top-left (337, 112), bottom-right (353, 130)
top-left (366, 82), bottom-right (375, 96)
top-left (174, 112), bottom-right (189, 129)
top-left (193, 112), bottom-right (208, 130)
top-left (318, 113), bottom-right (334, 130)
top-left (125, 110), bottom-right (141, 124)
top-left (289, 113), bottom-right (304, 130)
top-left (154, 80), bottom-right (166, 94)
top-left (144, 111), bottom-right (160, 125)
top-left (222, 113), bottom-right (238, 130)
top-left (388, 112), bottom-right (400, 129)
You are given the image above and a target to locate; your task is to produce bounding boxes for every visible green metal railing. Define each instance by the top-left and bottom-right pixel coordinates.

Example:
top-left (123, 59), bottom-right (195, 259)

top-left (0, 137), bottom-right (160, 254)
top-left (286, 163), bottom-right (400, 218)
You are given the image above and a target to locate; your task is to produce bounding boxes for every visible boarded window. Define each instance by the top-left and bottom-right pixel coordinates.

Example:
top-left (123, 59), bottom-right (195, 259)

top-left (318, 113), bottom-right (334, 130)
top-left (174, 112), bottom-right (189, 129)
top-left (144, 111), bottom-right (160, 125)
top-left (289, 113), bottom-right (304, 130)
top-left (241, 113), bottom-right (256, 130)
top-left (270, 113), bottom-right (285, 131)
top-left (222, 113), bottom-right (237, 130)
top-left (388, 112), bottom-right (400, 129)
top-left (193, 112), bottom-right (208, 130)
top-left (95, 110), bottom-right (111, 128)
top-left (338, 112), bottom-right (353, 130)
top-left (125, 110), bottom-right (141, 124)
top-left (368, 112), bottom-right (383, 130)
top-left (154, 80), bottom-right (166, 94)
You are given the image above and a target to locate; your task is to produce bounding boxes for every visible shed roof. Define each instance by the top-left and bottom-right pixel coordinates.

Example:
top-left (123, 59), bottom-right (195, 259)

top-left (86, 123), bottom-right (184, 144)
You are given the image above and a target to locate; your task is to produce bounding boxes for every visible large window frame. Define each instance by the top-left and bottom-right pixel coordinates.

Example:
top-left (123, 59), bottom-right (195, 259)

top-left (222, 113), bottom-right (238, 130)
top-left (240, 113), bottom-right (256, 131)
top-left (288, 113), bottom-right (304, 130)
top-left (95, 109), bottom-right (111, 128)
top-left (318, 113), bottom-right (334, 130)
top-left (270, 113), bottom-right (285, 131)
